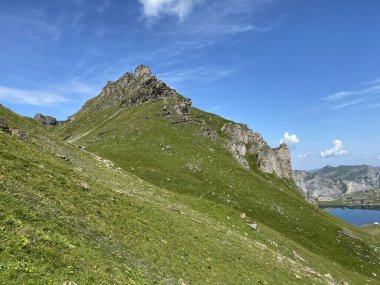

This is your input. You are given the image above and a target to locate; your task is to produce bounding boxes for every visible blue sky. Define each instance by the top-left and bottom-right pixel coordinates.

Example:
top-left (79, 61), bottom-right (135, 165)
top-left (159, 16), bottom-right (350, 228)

top-left (1, 0), bottom-right (380, 170)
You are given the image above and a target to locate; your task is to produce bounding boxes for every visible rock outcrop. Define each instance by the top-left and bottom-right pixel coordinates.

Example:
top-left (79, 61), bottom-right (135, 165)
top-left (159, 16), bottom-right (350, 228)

top-left (293, 165), bottom-right (380, 200)
top-left (221, 122), bottom-right (292, 179)
top-left (0, 118), bottom-right (10, 133)
top-left (0, 118), bottom-right (28, 141)
top-left (34, 113), bottom-right (58, 126)
top-left (88, 65), bottom-right (180, 110)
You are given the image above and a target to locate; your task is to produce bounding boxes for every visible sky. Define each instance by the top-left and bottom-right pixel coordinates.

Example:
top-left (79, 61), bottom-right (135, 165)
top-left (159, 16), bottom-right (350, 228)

top-left (0, 0), bottom-right (380, 170)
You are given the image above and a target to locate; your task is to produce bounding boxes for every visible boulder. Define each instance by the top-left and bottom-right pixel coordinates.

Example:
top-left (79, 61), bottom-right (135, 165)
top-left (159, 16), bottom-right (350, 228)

top-left (0, 118), bottom-right (10, 133)
top-left (249, 223), bottom-right (257, 230)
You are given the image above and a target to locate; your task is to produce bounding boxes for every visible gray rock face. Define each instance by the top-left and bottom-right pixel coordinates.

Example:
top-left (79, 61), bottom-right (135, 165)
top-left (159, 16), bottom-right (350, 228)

top-left (0, 118), bottom-right (10, 133)
top-left (91, 65), bottom-right (179, 110)
top-left (34, 113), bottom-right (58, 126)
top-left (293, 165), bottom-right (380, 200)
top-left (221, 123), bottom-right (292, 179)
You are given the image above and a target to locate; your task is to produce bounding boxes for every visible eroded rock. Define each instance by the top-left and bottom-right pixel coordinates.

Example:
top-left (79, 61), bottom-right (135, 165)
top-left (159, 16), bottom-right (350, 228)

top-left (34, 113), bottom-right (58, 125)
top-left (0, 118), bottom-right (10, 133)
top-left (221, 122), bottom-right (292, 179)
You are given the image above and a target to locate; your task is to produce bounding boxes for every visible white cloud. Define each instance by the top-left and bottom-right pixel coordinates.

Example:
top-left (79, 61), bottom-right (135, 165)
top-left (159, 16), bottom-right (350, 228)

top-left (378, 154), bottom-right (380, 160)
top-left (280, 132), bottom-right (299, 145)
top-left (139, 0), bottom-right (200, 20)
top-left (0, 86), bottom-right (67, 106)
top-left (320, 139), bottom-right (348, 158)
top-left (297, 153), bottom-right (309, 159)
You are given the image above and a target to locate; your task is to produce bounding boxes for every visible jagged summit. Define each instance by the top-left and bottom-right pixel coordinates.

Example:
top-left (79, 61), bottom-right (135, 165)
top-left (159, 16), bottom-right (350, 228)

top-left (33, 113), bottom-right (59, 126)
top-left (83, 65), bottom-right (180, 111)
top-left (134, 64), bottom-right (152, 77)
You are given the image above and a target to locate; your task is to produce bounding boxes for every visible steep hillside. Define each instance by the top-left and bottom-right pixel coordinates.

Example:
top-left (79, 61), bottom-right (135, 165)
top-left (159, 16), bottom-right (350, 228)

top-left (43, 66), bottom-right (380, 283)
top-left (2, 105), bottom-right (379, 284)
top-left (294, 166), bottom-right (380, 204)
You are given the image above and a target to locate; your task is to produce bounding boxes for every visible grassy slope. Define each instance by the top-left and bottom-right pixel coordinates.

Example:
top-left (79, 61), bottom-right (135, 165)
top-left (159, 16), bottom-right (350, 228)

top-left (2, 107), bottom-right (379, 284)
top-left (360, 225), bottom-right (380, 238)
top-left (54, 99), bottom-right (380, 283)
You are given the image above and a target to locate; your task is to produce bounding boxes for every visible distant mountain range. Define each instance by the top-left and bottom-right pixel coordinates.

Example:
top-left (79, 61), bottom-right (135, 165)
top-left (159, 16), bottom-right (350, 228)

top-left (293, 165), bottom-right (380, 200)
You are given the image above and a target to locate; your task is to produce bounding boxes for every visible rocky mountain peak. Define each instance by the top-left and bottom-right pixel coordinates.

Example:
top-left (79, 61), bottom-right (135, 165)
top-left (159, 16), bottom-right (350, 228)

top-left (34, 113), bottom-right (59, 126)
top-left (135, 65), bottom-right (152, 77)
top-left (85, 65), bottom-right (179, 110)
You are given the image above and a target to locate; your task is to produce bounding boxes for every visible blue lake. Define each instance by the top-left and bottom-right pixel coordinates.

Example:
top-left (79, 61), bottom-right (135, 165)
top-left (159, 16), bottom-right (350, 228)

top-left (323, 208), bottom-right (380, 226)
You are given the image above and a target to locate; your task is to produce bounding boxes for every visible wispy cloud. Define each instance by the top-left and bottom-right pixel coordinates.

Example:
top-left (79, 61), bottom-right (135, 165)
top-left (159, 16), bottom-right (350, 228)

top-left (324, 77), bottom-right (380, 109)
top-left (0, 10), bottom-right (62, 42)
top-left (331, 99), bottom-right (365, 110)
top-left (158, 66), bottom-right (240, 85)
top-left (138, 0), bottom-right (280, 52)
top-left (0, 86), bottom-right (68, 106)
top-left (139, 0), bottom-right (201, 20)
top-left (280, 132), bottom-right (300, 145)
top-left (320, 139), bottom-right (347, 158)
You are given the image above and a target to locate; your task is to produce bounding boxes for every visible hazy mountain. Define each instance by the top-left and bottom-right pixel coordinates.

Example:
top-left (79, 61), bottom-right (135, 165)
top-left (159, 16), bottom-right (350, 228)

top-left (294, 165), bottom-right (380, 200)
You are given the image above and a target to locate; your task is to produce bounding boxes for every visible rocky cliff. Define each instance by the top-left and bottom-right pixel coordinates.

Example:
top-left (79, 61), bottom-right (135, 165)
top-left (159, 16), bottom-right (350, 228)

top-left (293, 165), bottom-right (380, 200)
top-left (221, 122), bottom-right (292, 179)
top-left (34, 113), bottom-right (59, 126)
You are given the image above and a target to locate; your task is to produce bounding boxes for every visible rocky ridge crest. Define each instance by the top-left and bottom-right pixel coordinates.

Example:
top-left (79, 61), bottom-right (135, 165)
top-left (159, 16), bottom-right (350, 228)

top-left (86, 65), bottom-right (179, 110)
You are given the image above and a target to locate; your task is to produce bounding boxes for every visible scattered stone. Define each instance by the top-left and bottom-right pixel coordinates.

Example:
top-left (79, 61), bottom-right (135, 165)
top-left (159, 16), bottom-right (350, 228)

top-left (173, 99), bottom-right (192, 117)
top-left (97, 130), bottom-right (108, 136)
top-left (338, 228), bottom-right (358, 240)
top-left (302, 267), bottom-right (322, 277)
top-left (11, 128), bottom-right (28, 141)
top-left (294, 274), bottom-right (302, 279)
top-left (254, 241), bottom-right (267, 251)
top-left (293, 251), bottom-right (307, 263)
top-left (341, 280), bottom-right (349, 285)
top-left (372, 272), bottom-right (377, 277)
top-left (55, 154), bottom-right (68, 161)
top-left (0, 118), bottom-right (10, 133)
top-left (267, 239), bottom-right (278, 247)
top-left (324, 273), bottom-right (333, 280)
top-left (160, 105), bottom-right (171, 117)
top-left (201, 124), bottom-right (218, 141)
top-left (80, 181), bottom-right (90, 190)
top-left (240, 213), bottom-right (246, 219)
top-left (249, 223), bottom-right (257, 230)
top-left (63, 281), bottom-right (77, 285)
